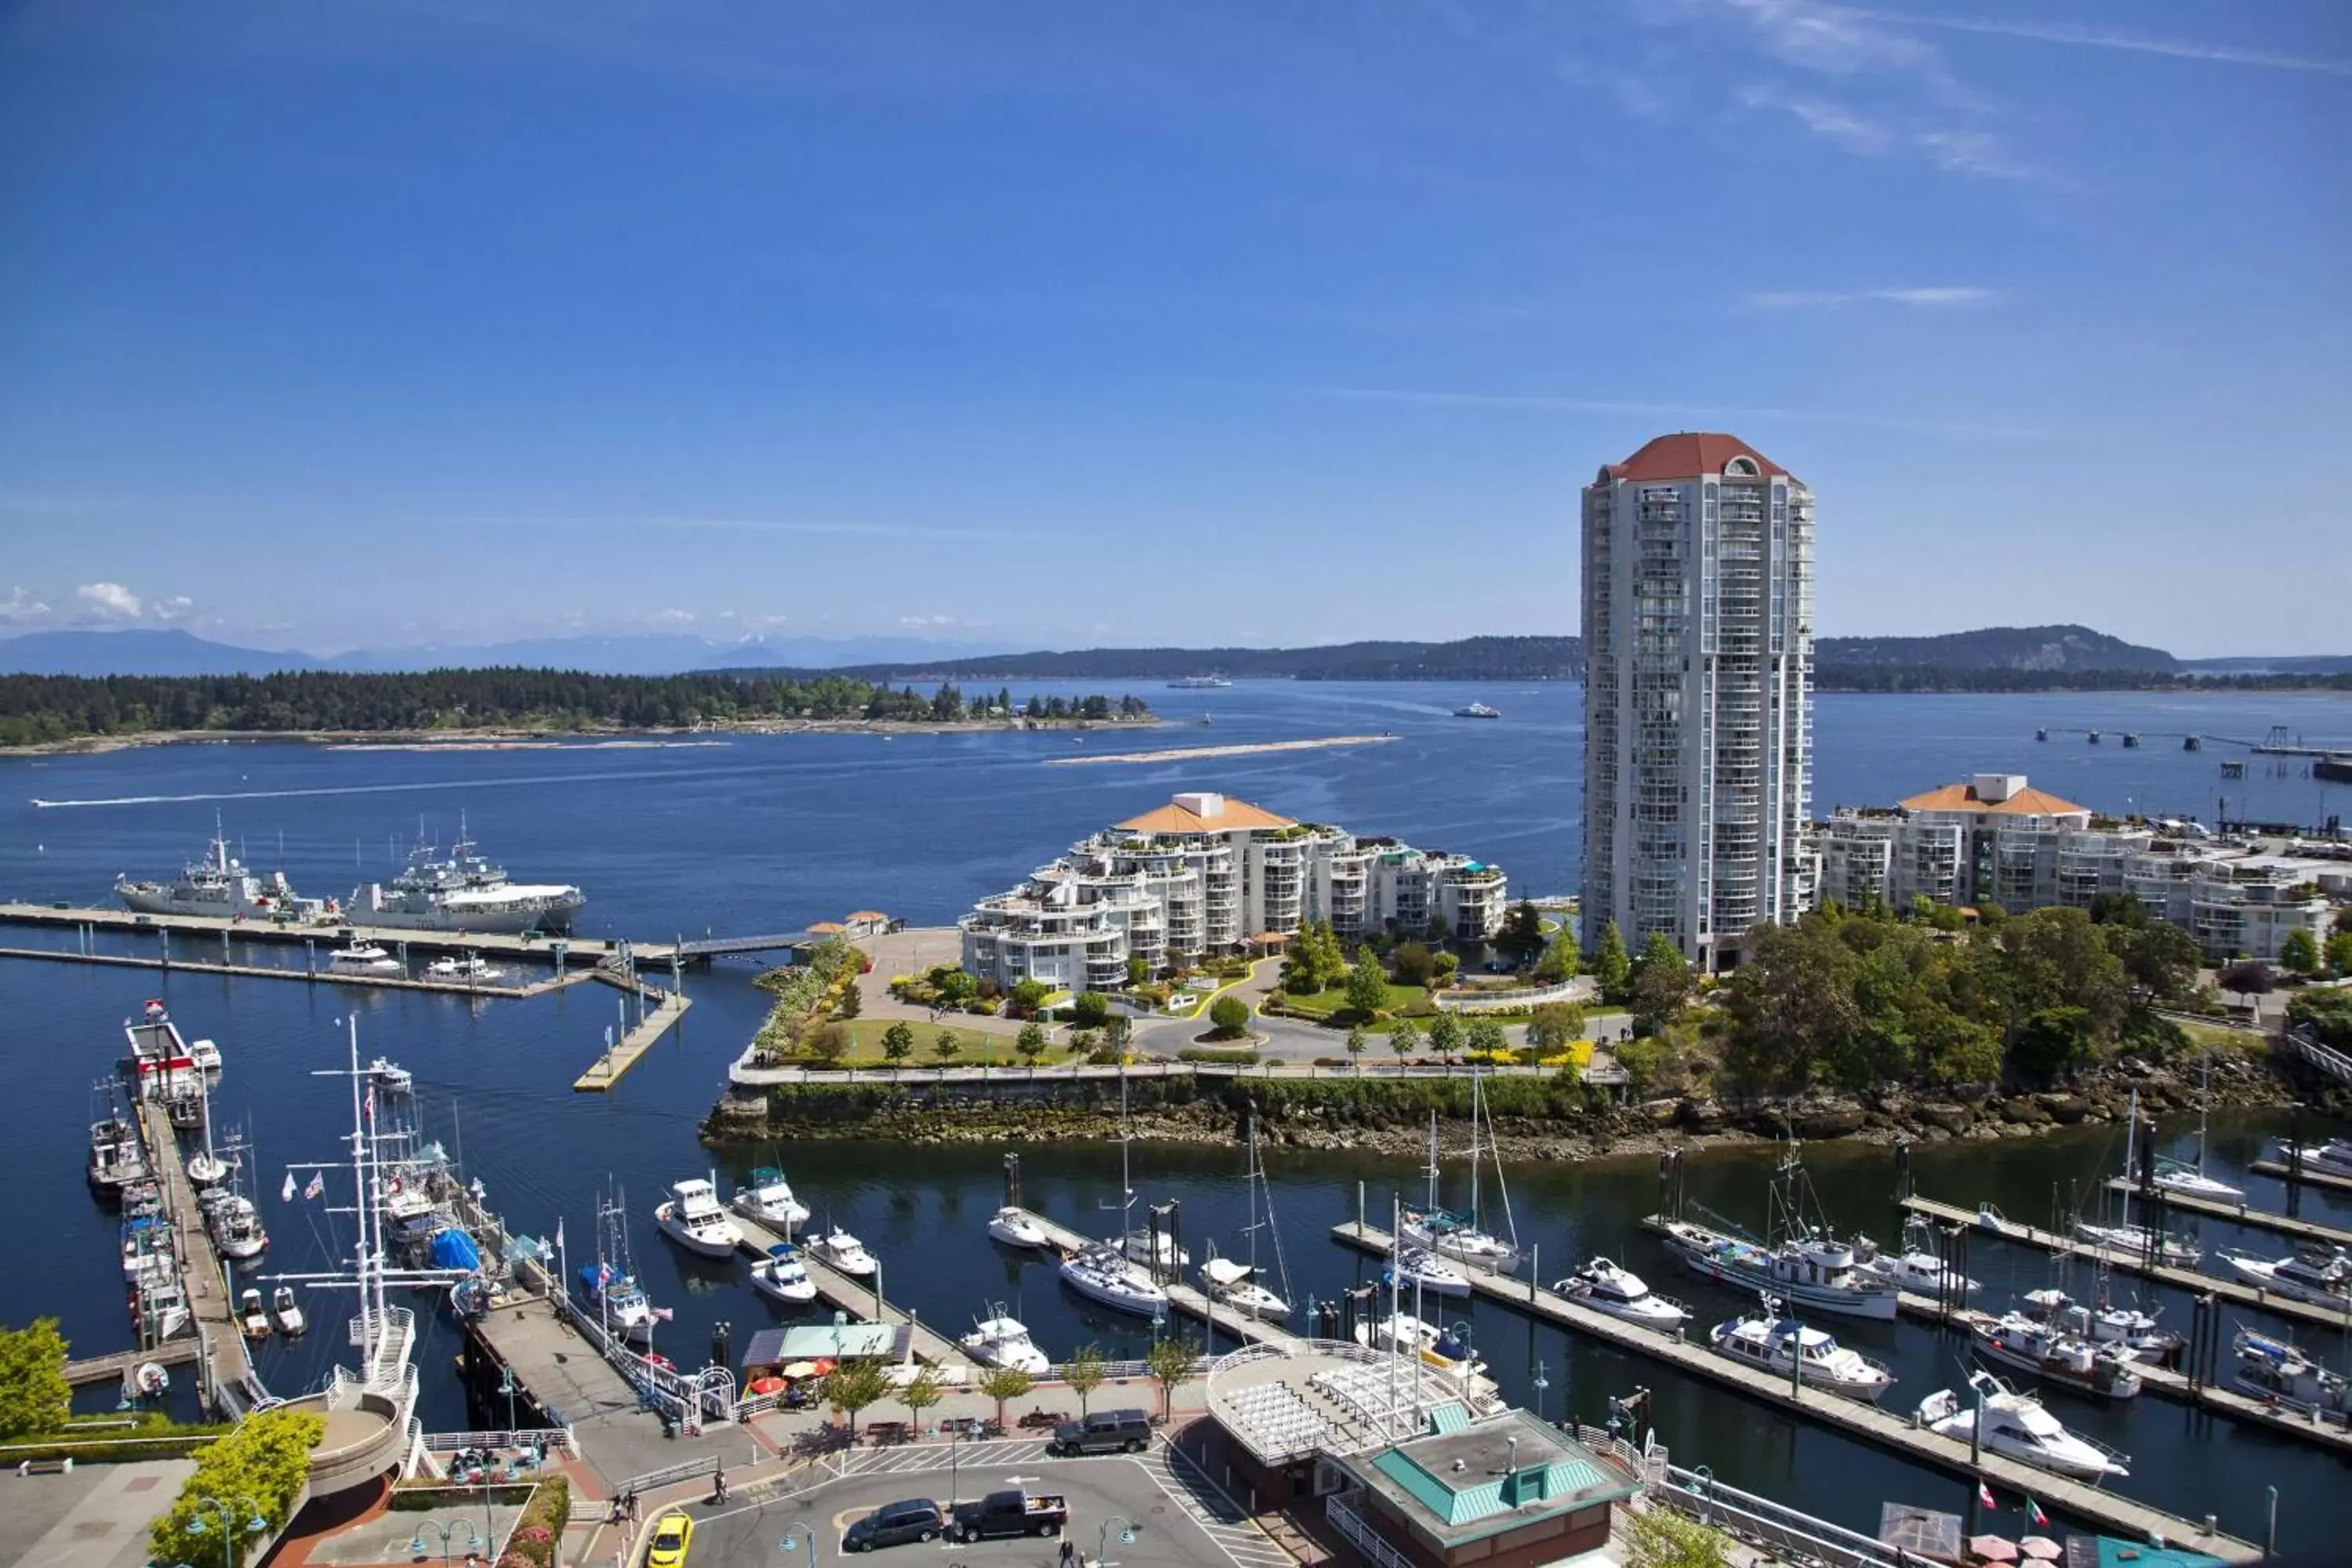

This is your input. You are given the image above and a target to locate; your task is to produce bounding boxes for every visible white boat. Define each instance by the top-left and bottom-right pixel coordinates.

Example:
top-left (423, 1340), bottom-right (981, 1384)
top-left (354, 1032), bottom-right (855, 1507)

top-left (425, 953), bottom-right (503, 982)
top-left (1452, 703), bottom-right (1501, 719)
top-left (732, 1167), bottom-right (811, 1229)
top-left (985, 1206), bottom-right (1050, 1248)
top-left (2274, 1136), bottom-right (2352, 1179)
top-left (1857, 1214), bottom-right (1978, 1296)
top-left (750, 1243), bottom-right (818, 1305)
top-left (2220, 1245), bottom-right (2352, 1311)
top-left (1058, 1243), bottom-right (1168, 1317)
top-left (809, 1225), bottom-right (877, 1276)
top-left (581, 1189), bottom-right (659, 1342)
top-left (2233, 1327), bottom-right (2352, 1417)
top-left (328, 941), bottom-right (403, 975)
top-left (187, 1038), bottom-right (223, 1073)
top-left (2150, 1051), bottom-right (2244, 1200)
top-left (1122, 1229), bottom-right (1191, 1270)
top-left (654, 1178), bottom-right (743, 1258)
top-left (132, 1361), bottom-right (170, 1398)
top-left (1708, 1298), bottom-right (1893, 1402)
top-left (1385, 1246), bottom-right (1471, 1299)
top-left (2021, 1287), bottom-right (2180, 1365)
top-left (1200, 1248), bottom-right (1290, 1319)
top-left (270, 1285), bottom-right (307, 1335)
top-left (209, 1192), bottom-right (268, 1261)
top-left (1352, 1312), bottom-right (1491, 1391)
top-left (184, 1066), bottom-right (231, 1188)
top-left (1399, 1084), bottom-right (1523, 1274)
top-left (88, 1109), bottom-right (151, 1192)
top-left (239, 1287), bottom-right (272, 1339)
top-left (2077, 1088), bottom-right (2201, 1266)
top-left (366, 1057), bottom-right (413, 1094)
top-left (1970, 1311), bottom-right (2142, 1399)
top-left (1916, 1371), bottom-right (2130, 1481)
top-left (1660, 1150), bottom-right (1899, 1321)
top-left (960, 1309), bottom-right (1053, 1374)
top-left (1554, 1257), bottom-right (1690, 1329)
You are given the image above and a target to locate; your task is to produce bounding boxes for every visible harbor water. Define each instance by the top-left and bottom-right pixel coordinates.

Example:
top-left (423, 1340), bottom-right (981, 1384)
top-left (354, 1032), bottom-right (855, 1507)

top-left (2, 681), bottom-right (2348, 1554)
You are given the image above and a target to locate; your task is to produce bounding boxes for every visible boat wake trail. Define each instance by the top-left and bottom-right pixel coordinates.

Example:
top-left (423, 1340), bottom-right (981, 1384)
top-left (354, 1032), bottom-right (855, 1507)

top-left (30, 764), bottom-right (757, 810)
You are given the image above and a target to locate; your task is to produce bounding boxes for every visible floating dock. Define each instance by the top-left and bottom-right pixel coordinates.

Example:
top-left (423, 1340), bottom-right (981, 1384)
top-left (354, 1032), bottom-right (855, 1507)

top-left (728, 1213), bottom-right (971, 1367)
top-left (572, 987), bottom-right (692, 1092)
top-left (2249, 1159), bottom-right (2352, 1196)
top-left (0, 942), bottom-right (587, 997)
top-left (1332, 1221), bottom-right (2260, 1563)
top-left (61, 1338), bottom-right (201, 1388)
top-left (2102, 1177), bottom-right (2352, 1250)
top-left (0, 900), bottom-right (670, 961)
top-left (136, 1098), bottom-right (256, 1415)
top-left (1899, 1196), bottom-right (2352, 1333)
top-left (993, 1204), bottom-right (1300, 1352)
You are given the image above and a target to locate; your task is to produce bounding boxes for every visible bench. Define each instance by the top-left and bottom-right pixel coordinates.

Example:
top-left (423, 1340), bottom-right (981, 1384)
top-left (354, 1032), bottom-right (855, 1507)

top-left (16, 1457), bottom-right (74, 1475)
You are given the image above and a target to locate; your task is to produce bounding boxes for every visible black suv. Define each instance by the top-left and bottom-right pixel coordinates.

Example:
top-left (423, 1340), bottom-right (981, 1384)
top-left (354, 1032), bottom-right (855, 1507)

top-left (841, 1499), bottom-right (943, 1552)
top-left (1047, 1407), bottom-right (1152, 1456)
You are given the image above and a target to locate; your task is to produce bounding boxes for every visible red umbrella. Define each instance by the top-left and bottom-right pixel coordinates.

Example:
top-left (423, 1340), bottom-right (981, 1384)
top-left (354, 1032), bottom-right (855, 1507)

top-left (746, 1376), bottom-right (786, 1397)
top-left (1969, 1536), bottom-right (2020, 1564)
top-left (2019, 1537), bottom-right (2063, 1561)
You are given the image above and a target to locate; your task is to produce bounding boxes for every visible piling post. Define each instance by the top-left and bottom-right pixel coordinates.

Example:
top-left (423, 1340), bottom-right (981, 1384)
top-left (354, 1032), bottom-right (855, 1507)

top-left (160, 928), bottom-right (169, 970)
top-left (1530, 1243), bottom-right (1539, 1305)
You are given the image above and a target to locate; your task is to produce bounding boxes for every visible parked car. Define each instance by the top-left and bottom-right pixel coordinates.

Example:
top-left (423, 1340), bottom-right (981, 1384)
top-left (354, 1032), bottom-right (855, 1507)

top-left (646, 1513), bottom-right (693, 1568)
top-left (951, 1489), bottom-right (1069, 1542)
top-left (842, 1498), bottom-right (945, 1553)
top-left (1047, 1407), bottom-right (1152, 1456)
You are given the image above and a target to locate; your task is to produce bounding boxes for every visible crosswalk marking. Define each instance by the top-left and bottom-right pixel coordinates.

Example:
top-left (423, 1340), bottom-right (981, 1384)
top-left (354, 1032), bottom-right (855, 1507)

top-left (1138, 1438), bottom-right (1296, 1568)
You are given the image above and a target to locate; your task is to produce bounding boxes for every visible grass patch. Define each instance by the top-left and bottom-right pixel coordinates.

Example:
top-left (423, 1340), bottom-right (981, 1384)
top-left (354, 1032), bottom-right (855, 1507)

top-left (828, 1019), bottom-right (1083, 1068)
top-left (1280, 982), bottom-right (1432, 1019)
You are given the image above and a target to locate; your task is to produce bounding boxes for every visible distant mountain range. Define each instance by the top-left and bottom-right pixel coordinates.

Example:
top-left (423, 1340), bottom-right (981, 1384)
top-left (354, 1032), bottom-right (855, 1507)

top-left (5, 623), bottom-right (2348, 688)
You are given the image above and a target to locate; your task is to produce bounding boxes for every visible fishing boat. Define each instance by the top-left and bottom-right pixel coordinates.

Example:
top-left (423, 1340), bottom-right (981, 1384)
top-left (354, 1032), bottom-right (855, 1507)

top-left (654, 1178), bottom-right (743, 1258)
top-left (2274, 1136), bottom-right (2352, 1179)
top-left (1197, 1116), bottom-right (1294, 1319)
top-left (1659, 1145), bottom-right (1899, 1320)
top-left (365, 1058), bottom-right (413, 1094)
top-left (985, 1207), bottom-right (1050, 1249)
top-left (960, 1309), bottom-right (1052, 1374)
top-left (2220, 1244), bottom-right (2352, 1310)
top-left (1915, 1371), bottom-right (2129, 1481)
top-left (750, 1243), bottom-right (818, 1305)
top-left (1857, 1214), bottom-right (1978, 1296)
top-left (1969, 1311), bottom-right (2142, 1399)
top-left (732, 1167), bottom-right (811, 1229)
top-left (580, 1188), bottom-right (660, 1343)
top-left (2151, 1053), bottom-right (2245, 1201)
top-left (187, 1038), bottom-right (223, 1073)
top-left (270, 1285), bottom-right (307, 1335)
top-left (1708, 1298), bottom-right (1894, 1402)
top-left (1385, 1246), bottom-right (1472, 1299)
top-left (239, 1287), bottom-right (273, 1339)
top-left (209, 1191), bottom-right (268, 1261)
top-left (2232, 1327), bottom-right (2352, 1418)
top-left (809, 1225), bottom-right (877, 1276)
top-left (2022, 1286), bottom-right (2180, 1365)
top-left (1058, 1242), bottom-right (1169, 1317)
top-left (328, 942), bottom-right (403, 975)
top-left (424, 953), bottom-right (503, 982)
top-left (1399, 1082), bottom-right (1522, 1274)
top-left (2074, 1089), bottom-right (2201, 1266)
top-left (88, 1102), bottom-right (151, 1193)
top-left (1553, 1258), bottom-right (1690, 1329)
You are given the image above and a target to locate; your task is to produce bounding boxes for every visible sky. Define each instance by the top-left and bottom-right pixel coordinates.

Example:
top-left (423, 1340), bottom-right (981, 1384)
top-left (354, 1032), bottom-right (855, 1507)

top-left (1, 1), bottom-right (2347, 658)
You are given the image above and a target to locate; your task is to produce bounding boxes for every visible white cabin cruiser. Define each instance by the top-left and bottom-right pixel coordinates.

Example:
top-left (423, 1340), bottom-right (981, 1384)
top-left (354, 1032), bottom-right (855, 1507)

top-left (1554, 1258), bottom-right (1690, 1329)
top-left (187, 1038), bottom-right (223, 1073)
top-left (1122, 1228), bottom-right (1189, 1271)
top-left (985, 1207), bottom-right (1050, 1248)
top-left (1857, 1215), bottom-right (1979, 1296)
top-left (1058, 1243), bottom-right (1168, 1317)
top-left (2021, 1288), bottom-right (2180, 1365)
top-left (425, 953), bottom-right (503, 982)
top-left (366, 1058), bottom-right (413, 1094)
top-left (1916, 1371), bottom-right (2129, 1481)
top-left (1200, 1248), bottom-right (1290, 1319)
top-left (731, 1167), bottom-right (811, 1229)
top-left (270, 1286), bottom-right (307, 1336)
top-left (654, 1178), bottom-right (743, 1258)
top-left (750, 1244), bottom-right (818, 1304)
top-left (2221, 1245), bottom-right (2352, 1311)
top-left (960, 1311), bottom-right (1052, 1374)
top-left (1385, 1247), bottom-right (1471, 1299)
top-left (809, 1225), bottom-right (877, 1276)
top-left (328, 942), bottom-right (402, 976)
top-left (2275, 1137), bottom-right (2352, 1179)
top-left (1709, 1300), bottom-right (1894, 1401)
top-left (2233, 1327), bottom-right (2352, 1418)
top-left (1971, 1311), bottom-right (2142, 1399)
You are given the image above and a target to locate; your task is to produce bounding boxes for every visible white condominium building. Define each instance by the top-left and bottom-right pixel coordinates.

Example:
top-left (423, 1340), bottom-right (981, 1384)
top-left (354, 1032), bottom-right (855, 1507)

top-left (960, 792), bottom-right (1509, 990)
top-left (1581, 433), bottom-right (1815, 973)
top-left (1810, 772), bottom-right (2339, 963)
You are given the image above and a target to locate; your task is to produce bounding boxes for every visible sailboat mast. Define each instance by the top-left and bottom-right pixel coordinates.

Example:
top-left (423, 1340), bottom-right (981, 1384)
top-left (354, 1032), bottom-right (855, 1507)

top-left (2122, 1087), bottom-right (2137, 1231)
top-left (345, 1015), bottom-right (373, 1355)
top-left (1425, 1112), bottom-right (1439, 1213)
top-left (1468, 1074), bottom-right (1482, 1229)
top-left (1244, 1120), bottom-right (1259, 1273)
top-left (2197, 1051), bottom-right (2212, 1175)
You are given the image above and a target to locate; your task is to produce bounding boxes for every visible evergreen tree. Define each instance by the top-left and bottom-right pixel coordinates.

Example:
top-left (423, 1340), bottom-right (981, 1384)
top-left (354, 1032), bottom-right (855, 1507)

top-left (1345, 947), bottom-right (1392, 1017)
top-left (1594, 920), bottom-right (1632, 1002)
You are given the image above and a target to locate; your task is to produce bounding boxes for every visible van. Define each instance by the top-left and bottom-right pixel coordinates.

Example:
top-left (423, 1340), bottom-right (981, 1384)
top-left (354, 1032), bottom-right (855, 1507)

top-left (1047, 1408), bottom-right (1152, 1456)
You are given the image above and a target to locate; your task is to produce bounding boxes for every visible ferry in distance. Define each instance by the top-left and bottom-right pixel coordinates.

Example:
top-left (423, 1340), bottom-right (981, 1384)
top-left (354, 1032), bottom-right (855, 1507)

top-left (1453, 702), bottom-right (1501, 719)
top-left (1167, 675), bottom-right (1232, 689)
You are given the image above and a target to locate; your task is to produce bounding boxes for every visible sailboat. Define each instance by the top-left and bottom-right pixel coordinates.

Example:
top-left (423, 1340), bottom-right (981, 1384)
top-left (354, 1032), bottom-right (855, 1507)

top-left (1103, 1074), bottom-right (1187, 1270)
top-left (1197, 1117), bottom-right (1292, 1319)
top-left (579, 1185), bottom-right (660, 1343)
top-left (1398, 1074), bottom-right (1522, 1274)
top-left (2151, 1053), bottom-right (2245, 1201)
top-left (2074, 1089), bottom-right (2202, 1266)
top-left (184, 1069), bottom-right (231, 1189)
top-left (1060, 1075), bottom-right (1174, 1315)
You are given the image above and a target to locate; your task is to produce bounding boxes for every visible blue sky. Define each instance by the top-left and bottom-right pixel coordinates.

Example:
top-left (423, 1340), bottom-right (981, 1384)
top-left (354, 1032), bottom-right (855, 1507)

top-left (2, 1), bottom-right (2346, 656)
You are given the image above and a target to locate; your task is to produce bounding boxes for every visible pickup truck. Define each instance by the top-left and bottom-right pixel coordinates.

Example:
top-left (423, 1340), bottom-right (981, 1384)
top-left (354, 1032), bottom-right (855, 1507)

top-left (950, 1489), bottom-right (1069, 1542)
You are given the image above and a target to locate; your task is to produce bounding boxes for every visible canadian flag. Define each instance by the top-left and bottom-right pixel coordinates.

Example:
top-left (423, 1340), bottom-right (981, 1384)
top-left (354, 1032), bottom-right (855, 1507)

top-left (1977, 1481), bottom-right (1997, 1511)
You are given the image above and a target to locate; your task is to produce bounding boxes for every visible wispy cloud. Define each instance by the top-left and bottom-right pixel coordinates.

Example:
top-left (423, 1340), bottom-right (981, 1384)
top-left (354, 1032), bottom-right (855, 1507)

top-left (1719, 0), bottom-right (1933, 76)
top-left (75, 583), bottom-right (147, 620)
top-left (1257, 383), bottom-right (2045, 439)
top-left (1845, 9), bottom-right (2352, 78)
top-left (0, 588), bottom-right (54, 626)
top-left (1737, 85), bottom-right (1889, 152)
top-left (1914, 129), bottom-right (2038, 181)
top-left (1750, 285), bottom-right (1996, 308)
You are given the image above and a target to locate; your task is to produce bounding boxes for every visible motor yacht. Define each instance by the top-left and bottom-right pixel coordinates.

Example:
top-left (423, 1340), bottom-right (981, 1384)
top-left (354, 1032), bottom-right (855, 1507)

top-left (750, 1243), bottom-right (818, 1305)
top-left (2221, 1246), bottom-right (2352, 1312)
top-left (654, 1178), bottom-right (743, 1258)
top-left (270, 1286), bottom-right (307, 1336)
top-left (1199, 1247), bottom-right (1290, 1319)
top-left (328, 942), bottom-right (403, 975)
top-left (731, 1167), bottom-right (811, 1229)
top-left (209, 1192), bottom-right (268, 1261)
top-left (960, 1310), bottom-right (1053, 1374)
top-left (2233, 1327), bottom-right (2352, 1418)
top-left (985, 1206), bottom-right (1050, 1248)
top-left (425, 953), bottom-right (503, 982)
top-left (1661, 1220), bottom-right (1900, 1320)
top-left (187, 1038), bottom-right (223, 1073)
top-left (2275, 1137), bottom-right (2352, 1180)
top-left (1057, 1243), bottom-right (1168, 1317)
top-left (1970, 1312), bottom-right (2142, 1399)
top-left (2021, 1288), bottom-right (2180, 1365)
top-left (1917, 1371), bottom-right (2130, 1481)
top-left (810, 1225), bottom-right (877, 1276)
top-left (1553, 1257), bottom-right (1690, 1330)
top-left (238, 1287), bottom-right (272, 1340)
top-left (1857, 1215), bottom-right (1979, 1296)
top-left (1385, 1246), bottom-right (1471, 1299)
top-left (366, 1057), bottom-right (413, 1094)
top-left (1709, 1300), bottom-right (1894, 1402)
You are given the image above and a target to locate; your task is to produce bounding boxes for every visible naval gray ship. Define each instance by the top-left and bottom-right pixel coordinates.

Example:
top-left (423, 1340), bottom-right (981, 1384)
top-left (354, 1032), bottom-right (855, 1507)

top-left (347, 823), bottom-right (583, 934)
top-left (117, 820), bottom-right (312, 921)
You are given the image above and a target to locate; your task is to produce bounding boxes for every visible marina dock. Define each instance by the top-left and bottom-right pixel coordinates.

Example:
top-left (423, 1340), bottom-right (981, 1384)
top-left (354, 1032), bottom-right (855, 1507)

top-left (1900, 1196), bottom-right (2352, 1333)
top-left (2102, 1177), bottom-right (2352, 1250)
top-left (2249, 1159), bottom-right (2352, 1196)
top-left (0, 900), bottom-right (671, 962)
top-left (0, 942), bottom-right (588, 998)
top-left (993, 1204), bottom-right (1301, 1352)
top-left (1332, 1221), bottom-right (2262, 1563)
top-left (135, 1098), bottom-right (256, 1415)
top-left (61, 1338), bottom-right (201, 1388)
top-left (728, 1213), bottom-right (972, 1367)
top-left (571, 985), bottom-right (692, 1091)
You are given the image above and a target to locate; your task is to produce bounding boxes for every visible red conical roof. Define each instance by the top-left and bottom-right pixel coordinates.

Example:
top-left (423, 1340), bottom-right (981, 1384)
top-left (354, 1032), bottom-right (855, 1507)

top-left (1603, 433), bottom-right (1791, 484)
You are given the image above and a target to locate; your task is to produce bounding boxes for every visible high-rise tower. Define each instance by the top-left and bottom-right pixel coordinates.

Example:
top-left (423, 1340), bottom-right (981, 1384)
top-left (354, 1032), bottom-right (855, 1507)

top-left (1581, 433), bottom-right (1813, 972)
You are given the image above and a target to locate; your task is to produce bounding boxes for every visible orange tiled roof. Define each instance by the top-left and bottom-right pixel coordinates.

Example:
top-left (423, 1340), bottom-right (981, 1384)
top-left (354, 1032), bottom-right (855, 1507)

top-left (1899, 782), bottom-right (2090, 817)
top-left (1116, 797), bottom-right (1296, 833)
top-left (844, 910), bottom-right (890, 921)
top-left (806, 921), bottom-right (847, 934)
top-left (1604, 432), bottom-right (1791, 484)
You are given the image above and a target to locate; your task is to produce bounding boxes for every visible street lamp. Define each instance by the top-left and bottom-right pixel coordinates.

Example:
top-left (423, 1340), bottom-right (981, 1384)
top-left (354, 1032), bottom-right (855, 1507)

top-left (1530, 1359), bottom-right (1550, 1425)
top-left (947, 1417), bottom-right (987, 1507)
top-left (775, 1516), bottom-right (822, 1567)
top-left (184, 1496), bottom-right (270, 1568)
top-left (408, 1519), bottom-right (483, 1568)
top-left (499, 1367), bottom-right (518, 1434)
top-left (1096, 1514), bottom-right (1140, 1566)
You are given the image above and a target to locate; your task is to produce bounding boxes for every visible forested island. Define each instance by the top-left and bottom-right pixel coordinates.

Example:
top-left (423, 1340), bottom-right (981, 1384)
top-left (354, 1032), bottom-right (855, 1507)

top-left (0, 670), bottom-right (1152, 749)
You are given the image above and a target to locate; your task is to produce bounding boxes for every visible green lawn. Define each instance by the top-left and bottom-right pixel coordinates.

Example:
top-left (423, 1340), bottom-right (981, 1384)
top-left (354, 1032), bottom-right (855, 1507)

top-left (1280, 981), bottom-right (1432, 1019)
top-left (821, 1018), bottom-right (1082, 1067)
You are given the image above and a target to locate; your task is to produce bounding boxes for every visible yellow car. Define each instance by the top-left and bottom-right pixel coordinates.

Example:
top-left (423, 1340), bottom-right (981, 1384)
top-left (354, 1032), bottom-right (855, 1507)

top-left (647, 1512), bottom-right (694, 1568)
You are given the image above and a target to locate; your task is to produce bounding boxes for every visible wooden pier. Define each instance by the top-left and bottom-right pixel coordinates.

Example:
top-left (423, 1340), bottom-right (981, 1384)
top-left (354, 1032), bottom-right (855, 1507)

top-left (1900, 1196), bottom-right (2352, 1333)
top-left (136, 1098), bottom-right (255, 1414)
top-left (62, 1338), bottom-right (201, 1388)
top-left (996, 1205), bottom-right (1300, 1351)
top-left (2249, 1158), bottom-right (2352, 1196)
top-left (728, 1213), bottom-right (972, 1367)
top-left (2103, 1177), bottom-right (2352, 1250)
top-left (1333, 1221), bottom-right (2261, 1564)
top-left (571, 986), bottom-right (693, 1092)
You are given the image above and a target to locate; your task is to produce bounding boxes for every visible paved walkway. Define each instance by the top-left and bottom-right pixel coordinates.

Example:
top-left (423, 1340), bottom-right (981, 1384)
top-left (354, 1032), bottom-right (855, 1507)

top-left (0, 1459), bottom-right (194, 1568)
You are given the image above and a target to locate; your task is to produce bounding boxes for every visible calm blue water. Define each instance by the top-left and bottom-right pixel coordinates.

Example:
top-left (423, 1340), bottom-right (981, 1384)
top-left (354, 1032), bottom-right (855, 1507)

top-left (2, 683), bottom-right (2347, 1552)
